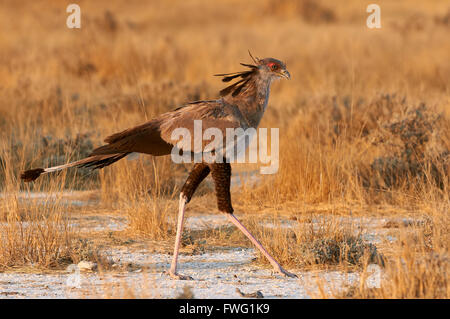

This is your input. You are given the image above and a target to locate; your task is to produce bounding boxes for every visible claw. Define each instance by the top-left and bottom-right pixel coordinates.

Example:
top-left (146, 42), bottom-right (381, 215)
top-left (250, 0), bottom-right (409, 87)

top-left (274, 267), bottom-right (297, 278)
top-left (168, 271), bottom-right (194, 280)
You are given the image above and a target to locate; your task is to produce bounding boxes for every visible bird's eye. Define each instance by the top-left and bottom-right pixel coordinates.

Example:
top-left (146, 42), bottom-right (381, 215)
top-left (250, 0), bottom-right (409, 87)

top-left (269, 63), bottom-right (277, 70)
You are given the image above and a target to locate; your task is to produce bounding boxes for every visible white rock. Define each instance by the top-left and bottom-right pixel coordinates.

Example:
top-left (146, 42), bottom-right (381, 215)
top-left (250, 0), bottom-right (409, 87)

top-left (77, 261), bottom-right (97, 272)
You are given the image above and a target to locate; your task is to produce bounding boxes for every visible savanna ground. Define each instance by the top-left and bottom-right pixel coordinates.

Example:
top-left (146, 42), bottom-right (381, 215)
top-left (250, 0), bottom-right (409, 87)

top-left (0, 0), bottom-right (449, 298)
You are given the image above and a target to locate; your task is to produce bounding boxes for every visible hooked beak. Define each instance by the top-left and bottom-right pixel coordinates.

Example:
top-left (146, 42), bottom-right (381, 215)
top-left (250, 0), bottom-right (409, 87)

top-left (280, 69), bottom-right (291, 80)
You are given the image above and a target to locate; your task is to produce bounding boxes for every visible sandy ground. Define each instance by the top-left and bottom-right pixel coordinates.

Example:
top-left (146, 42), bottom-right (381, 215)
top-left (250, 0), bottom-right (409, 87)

top-left (0, 189), bottom-right (396, 299)
top-left (0, 246), bottom-right (365, 299)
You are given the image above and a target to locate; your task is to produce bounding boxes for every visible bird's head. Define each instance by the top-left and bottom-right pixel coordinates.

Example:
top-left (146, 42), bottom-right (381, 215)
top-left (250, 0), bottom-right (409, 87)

top-left (257, 57), bottom-right (291, 80)
top-left (215, 52), bottom-right (290, 97)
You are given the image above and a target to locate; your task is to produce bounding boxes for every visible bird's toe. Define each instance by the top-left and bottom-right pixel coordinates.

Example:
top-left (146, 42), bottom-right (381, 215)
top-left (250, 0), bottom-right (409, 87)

top-left (282, 271), bottom-right (298, 278)
top-left (274, 267), bottom-right (297, 278)
top-left (168, 271), bottom-right (194, 280)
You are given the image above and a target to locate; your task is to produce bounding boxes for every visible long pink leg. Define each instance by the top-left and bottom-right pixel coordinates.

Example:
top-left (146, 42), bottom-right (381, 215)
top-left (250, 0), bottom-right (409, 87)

top-left (168, 194), bottom-right (193, 280)
top-left (227, 213), bottom-right (297, 278)
top-left (168, 164), bottom-right (211, 280)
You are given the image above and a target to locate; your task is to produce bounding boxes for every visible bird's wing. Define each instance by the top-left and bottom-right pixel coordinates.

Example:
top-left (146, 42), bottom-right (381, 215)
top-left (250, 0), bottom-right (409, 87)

top-left (159, 100), bottom-right (250, 157)
top-left (90, 120), bottom-right (173, 156)
top-left (90, 100), bottom-right (249, 159)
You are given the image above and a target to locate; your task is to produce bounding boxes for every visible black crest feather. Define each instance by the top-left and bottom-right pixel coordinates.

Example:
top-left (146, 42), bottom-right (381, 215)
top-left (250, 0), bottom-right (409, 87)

top-left (215, 59), bottom-right (258, 97)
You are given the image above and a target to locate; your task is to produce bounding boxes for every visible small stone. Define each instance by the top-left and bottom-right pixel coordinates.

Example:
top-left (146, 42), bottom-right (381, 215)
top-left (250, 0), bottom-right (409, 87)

top-left (77, 261), bottom-right (97, 272)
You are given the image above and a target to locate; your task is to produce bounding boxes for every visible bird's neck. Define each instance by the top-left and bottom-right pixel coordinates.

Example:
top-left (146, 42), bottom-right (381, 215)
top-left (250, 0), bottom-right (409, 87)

top-left (224, 73), bottom-right (273, 128)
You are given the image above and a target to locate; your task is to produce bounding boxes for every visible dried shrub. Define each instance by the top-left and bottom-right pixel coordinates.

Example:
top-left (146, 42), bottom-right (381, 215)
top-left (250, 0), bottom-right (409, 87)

top-left (243, 216), bottom-right (383, 269)
top-left (300, 236), bottom-right (382, 266)
top-left (362, 103), bottom-right (448, 190)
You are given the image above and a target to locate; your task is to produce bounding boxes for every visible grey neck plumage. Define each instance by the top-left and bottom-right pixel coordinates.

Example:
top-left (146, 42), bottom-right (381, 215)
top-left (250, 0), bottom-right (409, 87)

top-left (223, 70), bottom-right (273, 129)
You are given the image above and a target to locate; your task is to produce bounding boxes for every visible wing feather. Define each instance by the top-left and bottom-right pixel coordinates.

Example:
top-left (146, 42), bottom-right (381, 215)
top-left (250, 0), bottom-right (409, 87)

top-left (159, 101), bottom-right (247, 156)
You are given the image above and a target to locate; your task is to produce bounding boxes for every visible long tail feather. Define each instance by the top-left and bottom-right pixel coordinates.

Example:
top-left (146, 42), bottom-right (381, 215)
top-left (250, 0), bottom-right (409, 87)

top-left (21, 168), bottom-right (46, 182)
top-left (20, 153), bottom-right (129, 182)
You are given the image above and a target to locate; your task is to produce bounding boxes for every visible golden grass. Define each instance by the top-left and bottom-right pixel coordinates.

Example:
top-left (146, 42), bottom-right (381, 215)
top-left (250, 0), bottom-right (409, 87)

top-left (0, 141), bottom-right (73, 269)
top-left (230, 213), bottom-right (384, 271)
top-left (0, 0), bottom-right (448, 298)
top-left (328, 208), bottom-right (449, 299)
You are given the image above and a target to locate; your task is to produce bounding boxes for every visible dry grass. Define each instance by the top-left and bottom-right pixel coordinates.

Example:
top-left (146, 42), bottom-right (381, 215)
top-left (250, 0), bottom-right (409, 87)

top-left (0, 142), bottom-right (101, 269)
top-left (329, 209), bottom-right (449, 299)
top-left (0, 0), bottom-right (448, 298)
top-left (242, 96), bottom-right (449, 206)
top-left (236, 214), bottom-right (384, 270)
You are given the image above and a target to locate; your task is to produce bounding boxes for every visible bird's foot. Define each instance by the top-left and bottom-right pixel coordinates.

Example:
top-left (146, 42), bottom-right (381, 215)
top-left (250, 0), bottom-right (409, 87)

top-left (168, 271), bottom-right (193, 280)
top-left (273, 266), bottom-right (297, 278)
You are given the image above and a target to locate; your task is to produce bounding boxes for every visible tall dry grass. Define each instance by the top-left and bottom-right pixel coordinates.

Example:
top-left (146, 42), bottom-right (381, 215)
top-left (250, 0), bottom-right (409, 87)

top-left (327, 206), bottom-right (449, 299)
top-left (239, 214), bottom-right (383, 270)
top-left (0, 141), bottom-right (75, 269)
top-left (243, 95), bottom-right (449, 206)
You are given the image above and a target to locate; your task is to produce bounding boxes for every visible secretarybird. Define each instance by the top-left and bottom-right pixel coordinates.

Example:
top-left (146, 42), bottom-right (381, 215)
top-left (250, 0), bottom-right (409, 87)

top-left (21, 54), bottom-right (296, 279)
